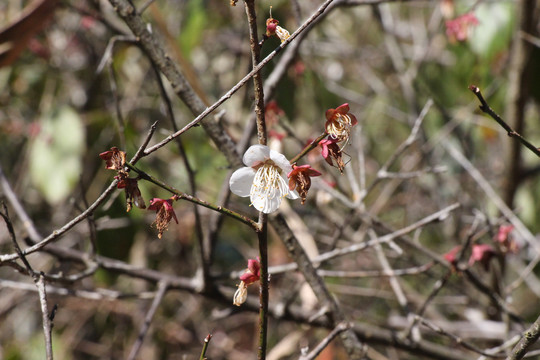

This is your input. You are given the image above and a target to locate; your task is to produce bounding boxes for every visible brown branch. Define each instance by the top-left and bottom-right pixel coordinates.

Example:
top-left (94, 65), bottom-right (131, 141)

top-left (108, 0), bottom-right (336, 162)
top-left (0, 204), bottom-right (54, 360)
top-left (417, 316), bottom-right (504, 358)
top-left (272, 213), bottom-right (366, 358)
top-left (150, 62), bottom-right (209, 290)
top-left (107, 0), bottom-right (242, 167)
top-left (501, 0), bottom-right (538, 206)
top-left (244, 0), bottom-right (266, 146)
top-left (299, 322), bottom-right (354, 360)
top-left (127, 281), bottom-right (169, 360)
top-left (507, 315), bottom-right (540, 360)
top-left (469, 85), bottom-right (540, 158)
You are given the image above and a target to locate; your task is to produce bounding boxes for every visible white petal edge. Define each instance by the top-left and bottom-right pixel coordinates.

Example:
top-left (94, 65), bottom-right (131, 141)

top-left (286, 188), bottom-right (299, 200)
top-left (229, 167), bottom-right (255, 197)
top-left (269, 149), bottom-right (293, 173)
top-left (243, 144), bottom-right (270, 167)
top-left (251, 193), bottom-right (282, 214)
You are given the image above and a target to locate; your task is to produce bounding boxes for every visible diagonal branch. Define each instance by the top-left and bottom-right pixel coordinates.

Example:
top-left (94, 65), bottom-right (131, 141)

top-left (469, 85), bottom-right (540, 158)
top-left (272, 213), bottom-right (366, 358)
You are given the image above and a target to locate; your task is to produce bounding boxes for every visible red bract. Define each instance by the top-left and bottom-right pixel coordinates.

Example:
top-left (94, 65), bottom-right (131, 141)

top-left (496, 224), bottom-right (518, 253)
top-left (265, 100), bottom-right (284, 126)
top-left (445, 12), bottom-right (479, 43)
top-left (265, 17), bottom-right (290, 42)
top-left (288, 164), bottom-right (322, 205)
top-left (266, 18), bottom-right (279, 37)
top-left (239, 258), bottom-right (261, 286)
top-left (234, 258), bottom-right (261, 306)
top-left (319, 138), bottom-right (346, 173)
top-left (496, 225), bottom-right (514, 243)
top-left (325, 103), bottom-right (358, 141)
top-left (99, 147), bottom-right (126, 170)
top-left (469, 244), bottom-right (495, 271)
top-left (443, 246), bottom-right (461, 268)
top-left (148, 197), bottom-right (178, 239)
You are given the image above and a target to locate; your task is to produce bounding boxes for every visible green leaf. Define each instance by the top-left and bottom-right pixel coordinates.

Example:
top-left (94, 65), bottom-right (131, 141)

top-left (29, 106), bottom-right (85, 204)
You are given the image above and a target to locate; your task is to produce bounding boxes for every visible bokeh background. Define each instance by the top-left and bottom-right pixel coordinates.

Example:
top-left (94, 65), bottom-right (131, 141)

top-left (1, 0), bottom-right (540, 359)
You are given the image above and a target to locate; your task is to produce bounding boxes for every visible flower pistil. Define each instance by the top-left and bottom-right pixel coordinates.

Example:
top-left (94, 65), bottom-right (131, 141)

top-left (250, 161), bottom-right (290, 212)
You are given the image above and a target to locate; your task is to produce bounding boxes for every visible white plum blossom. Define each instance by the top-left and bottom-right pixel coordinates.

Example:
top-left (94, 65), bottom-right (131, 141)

top-left (230, 145), bottom-right (298, 213)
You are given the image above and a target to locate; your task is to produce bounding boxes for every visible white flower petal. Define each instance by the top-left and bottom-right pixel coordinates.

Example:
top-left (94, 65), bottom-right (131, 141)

top-left (286, 188), bottom-right (299, 200)
top-left (269, 149), bottom-right (293, 174)
top-left (229, 167), bottom-right (255, 197)
top-left (243, 144), bottom-right (270, 167)
top-left (251, 192), bottom-right (282, 214)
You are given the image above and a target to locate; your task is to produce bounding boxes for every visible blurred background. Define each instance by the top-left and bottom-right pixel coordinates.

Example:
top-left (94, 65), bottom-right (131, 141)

top-left (1, 0), bottom-right (539, 359)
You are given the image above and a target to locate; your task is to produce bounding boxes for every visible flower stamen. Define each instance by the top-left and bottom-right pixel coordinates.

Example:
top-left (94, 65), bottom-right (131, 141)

top-left (250, 162), bottom-right (289, 213)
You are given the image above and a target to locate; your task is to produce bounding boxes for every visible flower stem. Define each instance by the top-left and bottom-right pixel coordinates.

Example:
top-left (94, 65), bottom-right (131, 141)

top-left (289, 132), bottom-right (327, 164)
top-left (124, 163), bottom-right (259, 231)
top-left (244, 0), bottom-right (266, 146)
top-left (257, 215), bottom-right (269, 360)
top-left (198, 334), bottom-right (212, 360)
top-left (244, 1), bottom-right (268, 358)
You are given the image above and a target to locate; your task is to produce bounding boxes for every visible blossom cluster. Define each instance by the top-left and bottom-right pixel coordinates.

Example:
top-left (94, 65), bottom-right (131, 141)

top-left (229, 103), bottom-right (357, 215)
top-left (100, 13), bottom-right (360, 309)
top-left (443, 224), bottom-right (518, 271)
top-left (99, 147), bottom-right (178, 239)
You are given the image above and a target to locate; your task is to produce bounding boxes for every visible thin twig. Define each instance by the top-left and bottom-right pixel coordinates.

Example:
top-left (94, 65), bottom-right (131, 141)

top-left (244, 0), bottom-right (266, 146)
top-left (150, 61), bottom-right (209, 290)
top-left (469, 85), bottom-right (540, 158)
top-left (299, 322), bottom-right (353, 360)
top-left (130, 121), bottom-right (158, 164)
top-left (442, 142), bottom-right (540, 254)
top-left (257, 204), bottom-right (459, 278)
top-left (371, 229), bottom-right (409, 309)
top-left (0, 180), bottom-right (118, 263)
top-left (0, 278), bottom-right (162, 301)
top-left (257, 217), bottom-right (269, 360)
top-left (272, 213), bottom-right (366, 358)
top-left (243, 2), bottom-right (269, 357)
top-left (199, 334), bottom-right (213, 360)
top-left (125, 163), bottom-right (259, 231)
top-left (122, 0), bottom-right (337, 158)
top-left (127, 281), bottom-right (169, 360)
top-left (0, 204), bottom-right (54, 359)
top-left (417, 316), bottom-right (505, 358)
top-left (36, 274), bottom-right (54, 360)
top-left (362, 99), bottom-right (433, 202)
top-left (289, 133), bottom-right (327, 164)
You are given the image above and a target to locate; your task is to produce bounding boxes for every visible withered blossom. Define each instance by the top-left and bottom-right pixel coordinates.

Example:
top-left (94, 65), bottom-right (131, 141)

top-left (148, 197), bottom-right (178, 239)
top-left (233, 281), bottom-right (248, 306)
top-left (288, 164), bottom-right (322, 205)
top-left (99, 147), bottom-right (126, 171)
top-left (115, 173), bottom-right (146, 212)
top-left (319, 138), bottom-right (346, 173)
top-left (233, 258), bottom-right (261, 306)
